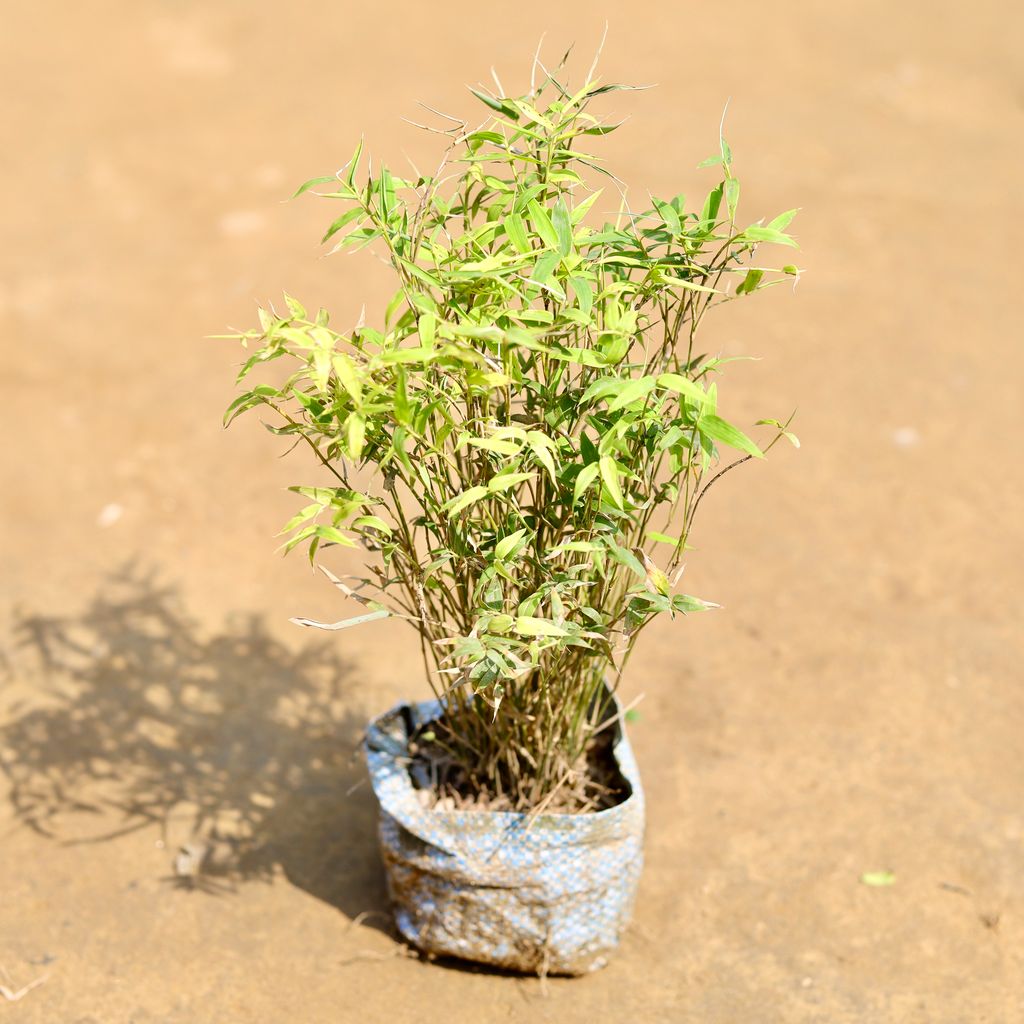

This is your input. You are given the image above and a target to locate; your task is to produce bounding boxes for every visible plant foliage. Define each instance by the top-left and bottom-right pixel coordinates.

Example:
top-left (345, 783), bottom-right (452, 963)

top-left (225, 55), bottom-right (800, 811)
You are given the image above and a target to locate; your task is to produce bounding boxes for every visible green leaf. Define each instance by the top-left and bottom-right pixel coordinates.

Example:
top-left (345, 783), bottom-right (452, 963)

top-left (599, 455), bottom-right (625, 508)
top-left (607, 377), bottom-right (657, 413)
top-left (648, 530), bottom-right (680, 545)
top-left (698, 414), bottom-right (764, 458)
top-left (672, 594), bottom-right (718, 613)
top-left (527, 199), bottom-right (560, 250)
top-left (606, 541), bottom-right (645, 578)
top-left (569, 275), bottom-right (593, 316)
top-left (332, 353), bottom-right (362, 402)
top-left (742, 225), bottom-right (798, 248)
top-left (489, 471), bottom-right (535, 493)
top-left (495, 528), bottom-right (529, 561)
top-left (526, 431), bottom-right (557, 482)
top-left (313, 525), bottom-right (358, 548)
top-left (464, 434), bottom-right (521, 455)
top-left (504, 213), bottom-right (531, 254)
top-left (322, 206), bottom-right (363, 244)
top-left (515, 616), bottom-right (568, 638)
top-left (290, 609), bottom-right (389, 631)
top-left (346, 413), bottom-right (366, 459)
top-left (532, 251), bottom-right (560, 284)
top-left (351, 515), bottom-right (392, 535)
top-left (486, 614), bottom-right (515, 634)
top-left (735, 268), bottom-right (764, 295)
top-left (652, 197), bottom-right (681, 235)
top-left (345, 137), bottom-right (364, 187)
top-left (469, 88), bottom-right (519, 119)
top-left (724, 178), bottom-right (740, 220)
top-left (552, 197), bottom-right (573, 256)
top-left (699, 184), bottom-right (723, 231)
top-left (573, 462), bottom-right (600, 505)
top-left (768, 209), bottom-right (799, 231)
top-left (419, 313), bottom-right (436, 346)
top-left (292, 175), bottom-right (336, 198)
top-left (860, 871), bottom-right (896, 887)
top-left (378, 166), bottom-right (395, 217)
top-left (657, 373), bottom-right (707, 405)
top-left (445, 485), bottom-right (490, 517)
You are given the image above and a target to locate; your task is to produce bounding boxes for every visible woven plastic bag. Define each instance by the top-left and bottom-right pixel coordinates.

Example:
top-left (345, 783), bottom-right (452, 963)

top-left (364, 696), bottom-right (644, 975)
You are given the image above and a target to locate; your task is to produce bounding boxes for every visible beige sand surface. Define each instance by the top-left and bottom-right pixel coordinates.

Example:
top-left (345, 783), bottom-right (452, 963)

top-left (2, 2), bottom-right (1022, 1020)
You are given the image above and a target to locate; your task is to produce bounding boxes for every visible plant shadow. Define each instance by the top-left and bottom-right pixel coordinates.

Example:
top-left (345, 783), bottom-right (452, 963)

top-left (0, 565), bottom-right (393, 936)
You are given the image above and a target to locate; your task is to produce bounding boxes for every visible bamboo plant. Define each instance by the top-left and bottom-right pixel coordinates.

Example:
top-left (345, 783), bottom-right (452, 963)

top-left (225, 60), bottom-right (799, 812)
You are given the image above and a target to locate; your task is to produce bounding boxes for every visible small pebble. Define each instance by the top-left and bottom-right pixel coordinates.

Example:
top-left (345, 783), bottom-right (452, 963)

top-left (96, 503), bottom-right (123, 527)
top-left (892, 426), bottom-right (920, 448)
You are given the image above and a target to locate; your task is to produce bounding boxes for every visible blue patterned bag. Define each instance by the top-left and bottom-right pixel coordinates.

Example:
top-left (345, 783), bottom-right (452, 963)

top-left (364, 697), bottom-right (644, 975)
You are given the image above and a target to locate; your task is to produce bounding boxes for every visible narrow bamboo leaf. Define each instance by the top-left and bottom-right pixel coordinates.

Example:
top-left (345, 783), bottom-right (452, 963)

top-left (313, 525), bottom-right (358, 547)
top-left (489, 471), bottom-right (535, 493)
top-left (699, 414), bottom-right (764, 458)
top-left (289, 609), bottom-right (389, 631)
top-left (445, 485), bottom-right (490, 517)
top-left (552, 198), bottom-right (573, 256)
top-left (671, 594), bottom-right (718, 613)
top-left (724, 177), bottom-right (740, 220)
top-left (495, 528), bottom-right (528, 561)
top-left (699, 184), bottom-right (723, 231)
top-left (378, 166), bottom-right (395, 218)
top-left (321, 206), bottom-right (364, 244)
top-left (768, 209), bottom-right (799, 231)
top-left (657, 373), bottom-right (707, 405)
top-left (735, 268), bottom-right (764, 295)
top-left (345, 137), bottom-right (363, 187)
top-left (573, 462), bottom-right (600, 505)
top-left (659, 276), bottom-right (719, 294)
top-left (466, 436), bottom-right (521, 455)
top-left (742, 225), bottom-right (798, 248)
top-left (652, 197), bottom-right (681, 235)
top-left (607, 376), bottom-right (657, 412)
top-left (351, 515), bottom-right (392, 534)
top-left (606, 541), bottom-right (645, 577)
top-left (599, 455), bottom-right (625, 508)
top-left (514, 616), bottom-right (568, 638)
top-left (525, 432), bottom-right (557, 482)
top-left (469, 88), bottom-right (519, 119)
top-left (570, 188), bottom-right (603, 224)
top-left (527, 199), bottom-right (560, 250)
top-left (419, 313), bottom-right (436, 346)
top-left (504, 213), bottom-right (531, 254)
top-left (346, 413), bottom-right (366, 459)
top-left (293, 175), bottom-right (336, 198)
top-left (648, 530), bottom-right (681, 545)
top-left (532, 251), bottom-right (559, 284)
top-left (332, 353), bottom-right (362, 401)
top-left (569, 275), bottom-right (593, 316)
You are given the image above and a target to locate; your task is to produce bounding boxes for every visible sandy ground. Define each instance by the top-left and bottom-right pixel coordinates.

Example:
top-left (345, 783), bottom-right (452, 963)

top-left (2, 1), bottom-right (1023, 1020)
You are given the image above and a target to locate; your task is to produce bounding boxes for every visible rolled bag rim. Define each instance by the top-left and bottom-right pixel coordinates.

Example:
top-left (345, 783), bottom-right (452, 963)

top-left (364, 694), bottom-right (645, 974)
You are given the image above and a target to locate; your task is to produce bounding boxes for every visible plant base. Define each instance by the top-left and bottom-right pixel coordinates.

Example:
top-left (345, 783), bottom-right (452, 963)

top-left (364, 697), bottom-right (645, 976)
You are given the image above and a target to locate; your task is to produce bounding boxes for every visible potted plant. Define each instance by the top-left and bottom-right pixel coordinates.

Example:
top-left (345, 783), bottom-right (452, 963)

top-left (225, 56), bottom-right (799, 976)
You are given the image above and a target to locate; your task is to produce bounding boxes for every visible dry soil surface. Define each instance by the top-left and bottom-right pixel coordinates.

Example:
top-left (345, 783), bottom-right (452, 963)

top-left (2, 2), bottom-right (1023, 1021)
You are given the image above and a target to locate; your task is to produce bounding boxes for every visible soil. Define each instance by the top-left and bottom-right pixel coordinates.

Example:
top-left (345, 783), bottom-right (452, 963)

top-left (2, 1), bottom-right (1023, 1021)
top-left (407, 714), bottom-right (631, 815)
